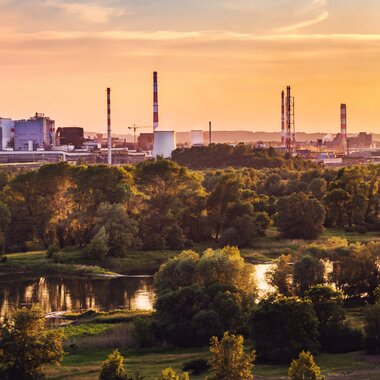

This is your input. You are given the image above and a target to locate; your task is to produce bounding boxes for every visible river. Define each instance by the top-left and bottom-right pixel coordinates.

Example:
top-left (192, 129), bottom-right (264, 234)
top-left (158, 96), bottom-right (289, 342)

top-left (0, 264), bottom-right (273, 320)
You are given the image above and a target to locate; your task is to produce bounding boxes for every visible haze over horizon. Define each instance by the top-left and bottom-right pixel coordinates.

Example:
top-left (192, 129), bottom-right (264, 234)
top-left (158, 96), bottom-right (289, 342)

top-left (1, 0), bottom-right (380, 135)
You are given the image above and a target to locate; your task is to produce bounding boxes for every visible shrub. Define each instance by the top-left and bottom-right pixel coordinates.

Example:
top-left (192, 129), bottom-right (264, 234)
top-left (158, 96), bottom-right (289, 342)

top-left (51, 251), bottom-right (69, 264)
top-left (288, 351), bottom-right (324, 380)
top-left (364, 302), bottom-right (380, 354)
top-left (131, 317), bottom-right (155, 348)
top-left (157, 368), bottom-right (190, 380)
top-left (182, 359), bottom-right (209, 376)
top-left (99, 349), bottom-right (126, 380)
top-left (47, 244), bottom-right (60, 258)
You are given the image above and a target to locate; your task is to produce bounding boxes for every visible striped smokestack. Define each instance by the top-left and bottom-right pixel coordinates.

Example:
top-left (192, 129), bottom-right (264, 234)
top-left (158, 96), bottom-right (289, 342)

top-left (281, 90), bottom-right (285, 146)
top-left (153, 72), bottom-right (159, 131)
top-left (107, 87), bottom-right (112, 165)
top-left (341, 104), bottom-right (347, 142)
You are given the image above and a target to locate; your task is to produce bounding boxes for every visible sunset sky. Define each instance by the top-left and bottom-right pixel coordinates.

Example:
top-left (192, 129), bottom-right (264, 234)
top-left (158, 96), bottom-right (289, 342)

top-left (1, 0), bottom-right (380, 134)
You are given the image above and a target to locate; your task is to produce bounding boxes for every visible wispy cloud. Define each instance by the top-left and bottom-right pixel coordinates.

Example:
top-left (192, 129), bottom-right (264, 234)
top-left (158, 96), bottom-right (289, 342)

top-left (278, 11), bottom-right (329, 33)
top-left (44, 0), bottom-right (127, 24)
top-left (3, 29), bottom-right (380, 43)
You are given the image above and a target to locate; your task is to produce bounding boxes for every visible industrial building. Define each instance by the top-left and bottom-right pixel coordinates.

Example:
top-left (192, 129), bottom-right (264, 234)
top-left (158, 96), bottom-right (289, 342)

top-left (56, 127), bottom-right (84, 148)
top-left (0, 118), bottom-right (14, 150)
top-left (153, 130), bottom-right (176, 158)
top-left (138, 133), bottom-right (154, 150)
top-left (14, 113), bottom-right (55, 151)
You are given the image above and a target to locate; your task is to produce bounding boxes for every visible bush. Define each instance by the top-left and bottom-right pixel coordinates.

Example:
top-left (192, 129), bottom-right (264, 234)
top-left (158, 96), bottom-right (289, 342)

top-left (0, 256), bottom-right (7, 263)
top-left (131, 317), bottom-right (155, 348)
top-left (364, 302), bottom-right (380, 354)
top-left (47, 244), bottom-right (60, 258)
top-left (51, 251), bottom-right (69, 264)
top-left (86, 227), bottom-right (109, 261)
top-left (99, 349), bottom-right (127, 380)
top-left (182, 359), bottom-right (209, 376)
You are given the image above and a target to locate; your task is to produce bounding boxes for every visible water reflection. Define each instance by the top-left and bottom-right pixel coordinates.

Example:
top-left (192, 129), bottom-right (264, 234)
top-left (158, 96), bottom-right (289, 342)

top-left (255, 263), bottom-right (274, 296)
top-left (0, 264), bottom-right (274, 319)
top-left (0, 276), bottom-right (155, 320)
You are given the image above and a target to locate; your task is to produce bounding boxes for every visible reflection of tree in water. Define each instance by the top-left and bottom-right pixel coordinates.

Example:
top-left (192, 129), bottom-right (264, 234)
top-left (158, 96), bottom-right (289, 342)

top-left (0, 276), bottom-right (155, 319)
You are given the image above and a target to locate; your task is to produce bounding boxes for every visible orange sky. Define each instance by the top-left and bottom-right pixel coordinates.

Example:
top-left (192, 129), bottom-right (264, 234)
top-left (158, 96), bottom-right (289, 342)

top-left (1, 0), bottom-right (380, 134)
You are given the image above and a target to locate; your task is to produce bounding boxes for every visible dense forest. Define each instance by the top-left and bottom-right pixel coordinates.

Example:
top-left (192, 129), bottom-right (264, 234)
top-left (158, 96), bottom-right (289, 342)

top-left (172, 144), bottom-right (318, 170)
top-left (0, 157), bottom-right (378, 254)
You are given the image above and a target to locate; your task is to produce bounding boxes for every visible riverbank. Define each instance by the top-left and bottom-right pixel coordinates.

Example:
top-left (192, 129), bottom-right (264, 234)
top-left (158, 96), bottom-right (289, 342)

top-left (2, 228), bottom-right (380, 277)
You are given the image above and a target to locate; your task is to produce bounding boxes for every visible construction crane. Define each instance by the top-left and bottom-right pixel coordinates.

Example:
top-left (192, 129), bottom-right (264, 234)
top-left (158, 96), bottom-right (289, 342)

top-left (128, 125), bottom-right (151, 150)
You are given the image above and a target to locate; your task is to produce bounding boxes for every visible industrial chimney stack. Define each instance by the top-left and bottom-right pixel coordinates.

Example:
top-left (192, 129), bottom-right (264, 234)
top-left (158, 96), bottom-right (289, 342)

top-left (285, 86), bottom-right (295, 152)
top-left (281, 90), bottom-right (285, 146)
top-left (340, 104), bottom-right (347, 142)
top-left (153, 72), bottom-right (159, 131)
top-left (107, 88), bottom-right (112, 165)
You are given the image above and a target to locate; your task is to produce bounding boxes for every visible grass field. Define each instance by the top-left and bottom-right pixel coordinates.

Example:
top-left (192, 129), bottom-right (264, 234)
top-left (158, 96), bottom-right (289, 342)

top-left (44, 347), bottom-right (380, 380)
top-left (2, 227), bottom-right (380, 278)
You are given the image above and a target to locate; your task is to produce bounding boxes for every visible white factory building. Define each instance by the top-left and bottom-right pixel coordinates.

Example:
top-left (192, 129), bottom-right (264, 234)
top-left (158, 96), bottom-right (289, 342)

top-left (0, 118), bottom-right (14, 150)
top-left (153, 130), bottom-right (176, 158)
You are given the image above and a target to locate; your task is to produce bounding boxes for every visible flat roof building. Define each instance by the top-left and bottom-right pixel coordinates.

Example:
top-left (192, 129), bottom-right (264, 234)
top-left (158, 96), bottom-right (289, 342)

top-left (14, 113), bottom-right (55, 151)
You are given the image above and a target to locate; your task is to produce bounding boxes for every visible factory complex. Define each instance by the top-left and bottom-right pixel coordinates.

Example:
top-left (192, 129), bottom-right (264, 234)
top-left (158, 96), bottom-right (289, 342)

top-left (0, 73), bottom-right (378, 168)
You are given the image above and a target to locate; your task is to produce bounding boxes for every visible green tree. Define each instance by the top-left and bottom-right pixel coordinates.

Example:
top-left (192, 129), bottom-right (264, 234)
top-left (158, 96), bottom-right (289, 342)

top-left (308, 178), bottom-right (327, 200)
top-left (0, 202), bottom-right (10, 254)
top-left (293, 255), bottom-right (325, 296)
top-left (95, 203), bottom-right (140, 257)
top-left (136, 160), bottom-right (200, 250)
top-left (305, 285), bottom-right (362, 353)
top-left (275, 193), bottom-right (325, 239)
top-left (70, 165), bottom-right (134, 246)
top-left (288, 351), bottom-right (323, 380)
top-left (85, 227), bottom-right (109, 260)
top-left (266, 254), bottom-right (293, 296)
top-left (0, 305), bottom-right (64, 380)
top-left (324, 189), bottom-right (349, 228)
top-left (250, 295), bottom-right (319, 363)
top-left (209, 332), bottom-right (255, 380)
top-left (154, 247), bottom-right (256, 346)
top-left (329, 245), bottom-right (379, 300)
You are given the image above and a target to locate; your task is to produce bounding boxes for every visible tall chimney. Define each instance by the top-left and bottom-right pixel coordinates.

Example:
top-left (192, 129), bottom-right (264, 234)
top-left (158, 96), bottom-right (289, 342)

top-left (107, 88), bottom-right (112, 165)
top-left (281, 90), bottom-right (285, 146)
top-left (153, 72), bottom-right (159, 131)
top-left (209, 121), bottom-right (212, 145)
top-left (340, 104), bottom-right (347, 143)
top-left (286, 86), bottom-right (291, 151)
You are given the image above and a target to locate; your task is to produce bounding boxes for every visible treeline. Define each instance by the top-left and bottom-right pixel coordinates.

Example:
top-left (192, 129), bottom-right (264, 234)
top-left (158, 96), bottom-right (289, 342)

top-left (0, 159), bottom-right (379, 254)
top-left (172, 144), bottom-right (317, 170)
